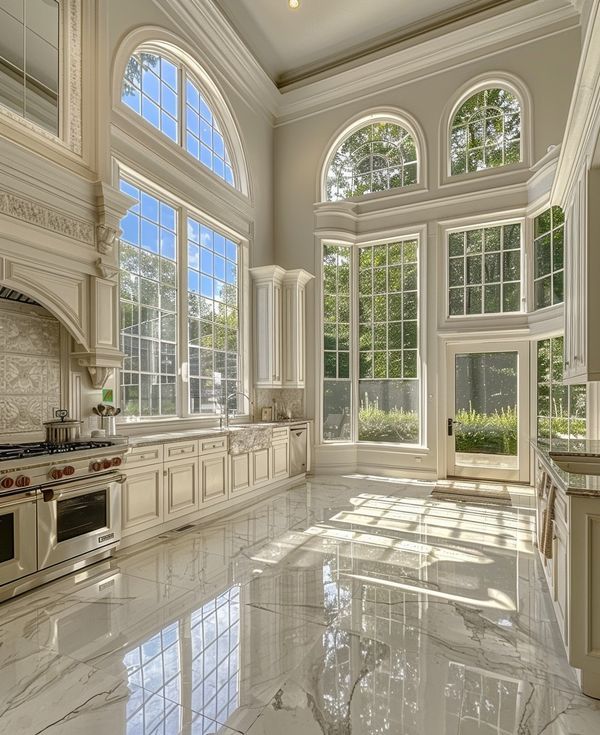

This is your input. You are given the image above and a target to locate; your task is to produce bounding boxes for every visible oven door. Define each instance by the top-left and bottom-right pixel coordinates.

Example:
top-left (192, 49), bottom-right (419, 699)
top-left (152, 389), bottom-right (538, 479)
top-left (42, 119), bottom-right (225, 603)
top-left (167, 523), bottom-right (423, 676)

top-left (0, 490), bottom-right (38, 586)
top-left (37, 474), bottom-right (124, 570)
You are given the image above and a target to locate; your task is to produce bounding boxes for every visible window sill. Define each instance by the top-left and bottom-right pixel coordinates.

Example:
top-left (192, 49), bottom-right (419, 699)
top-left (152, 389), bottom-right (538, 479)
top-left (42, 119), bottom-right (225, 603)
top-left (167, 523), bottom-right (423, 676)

top-left (319, 441), bottom-right (430, 454)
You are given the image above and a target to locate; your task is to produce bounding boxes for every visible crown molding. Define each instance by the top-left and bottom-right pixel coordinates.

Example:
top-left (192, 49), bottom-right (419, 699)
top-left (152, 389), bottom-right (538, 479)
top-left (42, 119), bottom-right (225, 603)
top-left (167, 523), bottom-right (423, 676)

top-left (553, 0), bottom-right (600, 205)
top-left (151, 0), bottom-right (279, 121)
top-left (275, 0), bottom-right (579, 126)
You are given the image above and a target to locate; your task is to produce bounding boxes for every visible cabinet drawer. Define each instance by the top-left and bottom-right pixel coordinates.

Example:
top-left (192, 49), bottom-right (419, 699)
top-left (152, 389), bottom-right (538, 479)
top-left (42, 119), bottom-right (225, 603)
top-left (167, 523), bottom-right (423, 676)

top-left (272, 427), bottom-right (289, 441)
top-left (164, 440), bottom-right (198, 460)
top-left (200, 436), bottom-right (227, 454)
top-left (124, 444), bottom-right (164, 468)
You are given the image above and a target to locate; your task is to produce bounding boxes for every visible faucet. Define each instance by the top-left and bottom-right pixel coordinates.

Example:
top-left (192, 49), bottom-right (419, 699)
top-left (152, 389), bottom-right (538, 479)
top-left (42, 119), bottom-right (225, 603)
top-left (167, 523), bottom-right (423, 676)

top-left (224, 391), bottom-right (253, 429)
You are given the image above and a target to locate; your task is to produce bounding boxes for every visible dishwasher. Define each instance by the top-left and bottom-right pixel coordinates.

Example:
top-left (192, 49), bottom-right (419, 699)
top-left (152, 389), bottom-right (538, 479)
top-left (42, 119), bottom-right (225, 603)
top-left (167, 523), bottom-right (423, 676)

top-left (289, 423), bottom-right (308, 476)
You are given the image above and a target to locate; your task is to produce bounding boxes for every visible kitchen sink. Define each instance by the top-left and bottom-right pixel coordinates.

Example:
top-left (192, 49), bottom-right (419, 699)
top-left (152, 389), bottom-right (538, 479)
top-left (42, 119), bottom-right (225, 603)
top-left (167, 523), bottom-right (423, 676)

top-left (228, 425), bottom-right (273, 455)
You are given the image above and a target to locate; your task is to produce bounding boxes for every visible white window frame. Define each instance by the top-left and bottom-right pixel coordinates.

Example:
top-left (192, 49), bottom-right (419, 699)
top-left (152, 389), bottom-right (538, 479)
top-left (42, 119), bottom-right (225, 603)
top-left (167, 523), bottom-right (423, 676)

top-left (317, 228), bottom-right (428, 451)
top-left (116, 163), bottom-right (250, 424)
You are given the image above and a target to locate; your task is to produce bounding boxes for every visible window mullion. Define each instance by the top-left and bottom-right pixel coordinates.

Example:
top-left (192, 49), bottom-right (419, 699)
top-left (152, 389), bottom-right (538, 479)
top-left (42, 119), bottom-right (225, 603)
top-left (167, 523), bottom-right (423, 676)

top-left (351, 245), bottom-right (360, 444)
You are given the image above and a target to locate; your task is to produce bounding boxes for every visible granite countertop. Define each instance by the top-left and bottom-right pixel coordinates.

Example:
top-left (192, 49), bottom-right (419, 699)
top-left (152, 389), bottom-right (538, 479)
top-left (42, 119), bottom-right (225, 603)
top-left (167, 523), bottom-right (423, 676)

top-left (533, 438), bottom-right (600, 497)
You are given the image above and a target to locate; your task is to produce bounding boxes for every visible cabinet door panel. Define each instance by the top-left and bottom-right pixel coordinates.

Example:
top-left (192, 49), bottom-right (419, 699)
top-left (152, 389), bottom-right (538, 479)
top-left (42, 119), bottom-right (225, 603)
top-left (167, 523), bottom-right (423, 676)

top-left (201, 453), bottom-right (228, 505)
top-left (272, 440), bottom-right (289, 480)
top-left (165, 459), bottom-right (199, 518)
top-left (122, 467), bottom-right (163, 535)
top-left (253, 448), bottom-right (270, 486)
top-left (231, 453), bottom-right (251, 495)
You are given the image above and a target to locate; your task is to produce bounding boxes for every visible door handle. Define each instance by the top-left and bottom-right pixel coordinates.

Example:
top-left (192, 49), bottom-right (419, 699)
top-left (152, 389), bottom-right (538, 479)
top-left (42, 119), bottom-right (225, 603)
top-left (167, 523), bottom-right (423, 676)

top-left (447, 418), bottom-right (461, 437)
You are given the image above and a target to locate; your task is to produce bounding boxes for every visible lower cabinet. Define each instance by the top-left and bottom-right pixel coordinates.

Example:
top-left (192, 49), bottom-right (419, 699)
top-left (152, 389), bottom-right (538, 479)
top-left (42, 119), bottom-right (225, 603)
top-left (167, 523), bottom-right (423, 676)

top-left (553, 518), bottom-right (569, 641)
top-left (253, 447), bottom-right (271, 486)
top-left (122, 464), bottom-right (164, 536)
top-left (200, 452), bottom-right (228, 506)
top-left (230, 452), bottom-right (252, 496)
top-left (272, 439), bottom-right (289, 480)
top-left (164, 458), bottom-right (199, 519)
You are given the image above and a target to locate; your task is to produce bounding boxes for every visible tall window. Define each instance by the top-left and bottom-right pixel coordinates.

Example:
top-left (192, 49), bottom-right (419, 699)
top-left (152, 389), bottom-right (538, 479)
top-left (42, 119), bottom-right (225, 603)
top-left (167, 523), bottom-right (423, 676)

top-left (323, 245), bottom-right (351, 440)
top-left (450, 88), bottom-right (521, 176)
top-left (358, 241), bottom-right (420, 444)
top-left (119, 177), bottom-right (242, 419)
top-left (187, 218), bottom-right (239, 415)
top-left (0, 0), bottom-right (60, 134)
top-left (119, 179), bottom-right (178, 417)
top-left (537, 337), bottom-right (586, 441)
top-left (448, 223), bottom-right (521, 316)
top-left (322, 238), bottom-right (421, 445)
top-left (122, 50), bottom-right (235, 187)
top-left (534, 206), bottom-right (564, 310)
top-left (326, 121), bottom-right (418, 201)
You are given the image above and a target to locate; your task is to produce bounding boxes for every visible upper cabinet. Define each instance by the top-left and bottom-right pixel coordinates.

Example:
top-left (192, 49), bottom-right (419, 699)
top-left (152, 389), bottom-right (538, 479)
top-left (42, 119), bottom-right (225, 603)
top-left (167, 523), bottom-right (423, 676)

top-left (563, 165), bottom-right (600, 383)
top-left (250, 266), bottom-right (314, 389)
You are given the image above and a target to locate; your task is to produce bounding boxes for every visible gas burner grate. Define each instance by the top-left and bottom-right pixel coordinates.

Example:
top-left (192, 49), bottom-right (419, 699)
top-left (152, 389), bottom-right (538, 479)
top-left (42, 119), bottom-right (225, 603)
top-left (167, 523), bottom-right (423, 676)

top-left (0, 441), bottom-right (114, 461)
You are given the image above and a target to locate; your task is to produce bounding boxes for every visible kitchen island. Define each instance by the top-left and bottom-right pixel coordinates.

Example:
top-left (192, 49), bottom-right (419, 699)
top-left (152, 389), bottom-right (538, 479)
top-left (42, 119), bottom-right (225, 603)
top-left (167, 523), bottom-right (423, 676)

top-left (533, 439), bottom-right (600, 699)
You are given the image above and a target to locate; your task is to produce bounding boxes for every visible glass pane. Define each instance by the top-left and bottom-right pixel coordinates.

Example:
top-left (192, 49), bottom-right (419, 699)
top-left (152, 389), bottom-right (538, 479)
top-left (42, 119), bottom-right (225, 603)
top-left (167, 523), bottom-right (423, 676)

top-left (323, 381), bottom-right (351, 441)
top-left (57, 491), bottom-right (107, 543)
top-left (0, 512), bottom-right (15, 564)
top-left (358, 380), bottom-right (419, 443)
top-left (454, 352), bottom-right (518, 459)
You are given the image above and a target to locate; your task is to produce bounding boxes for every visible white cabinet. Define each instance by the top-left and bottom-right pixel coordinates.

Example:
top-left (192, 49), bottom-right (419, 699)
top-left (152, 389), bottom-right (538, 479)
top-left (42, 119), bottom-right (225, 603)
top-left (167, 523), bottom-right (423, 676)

top-left (250, 266), bottom-right (314, 389)
top-left (164, 458), bottom-right (199, 520)
top-left (282, 270), bottom-right (314, 388)
top-left (252, 447), bottom-right (271, 486)
top-left (251, 265), bottom-right (284, 388)
top-left (553, 518), bottom-right (568, 641)
top-left (122, 464), bottom-right (163, 536)
top-left (200, 452), bottom-right (228, 506)
top-left (272, 438), bottom-right (289, 481)
top-left (563, 166), bottom-right (600, 382)
top-left (230, 452), bottom-right (252, 496)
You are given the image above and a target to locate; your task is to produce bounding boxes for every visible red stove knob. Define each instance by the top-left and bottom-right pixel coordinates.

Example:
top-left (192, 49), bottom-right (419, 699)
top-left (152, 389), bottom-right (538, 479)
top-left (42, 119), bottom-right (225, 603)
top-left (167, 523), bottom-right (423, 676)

top-left (63, 465), bottom-right (75, 476)
top-left (111, 457), bottom-right (122, 467)
top-left (15, 475), bottom-right (31, 488)
top-left (91, 461), bottom-right (102, 472)
top-left (0, 476), bottom-right (14, 489)
top-left (49, 468), bottom-right (63, 480)
top-left (102, 459), bottom-right (112, 470)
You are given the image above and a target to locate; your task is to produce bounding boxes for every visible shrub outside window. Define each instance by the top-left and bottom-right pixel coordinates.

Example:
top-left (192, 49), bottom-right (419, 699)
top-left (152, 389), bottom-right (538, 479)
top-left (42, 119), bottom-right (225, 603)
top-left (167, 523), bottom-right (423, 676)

top-left (537, 337), bottom-right (586, 441)
top-left (326, 121), bottom-right (418, 201)
top-left (450, 88), bottom-right (521, 176)
top-left (534, 207), bottom-right (565, 310)
top-left (122, 50), bottom-right (235, 188)
top-left (448, 223), bottom-right (521, 316)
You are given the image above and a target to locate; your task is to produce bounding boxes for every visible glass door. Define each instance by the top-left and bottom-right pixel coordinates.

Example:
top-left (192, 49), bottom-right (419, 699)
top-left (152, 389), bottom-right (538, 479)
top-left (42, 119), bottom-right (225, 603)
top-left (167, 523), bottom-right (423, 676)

top-left (447, 342), bottom-right (530, 482)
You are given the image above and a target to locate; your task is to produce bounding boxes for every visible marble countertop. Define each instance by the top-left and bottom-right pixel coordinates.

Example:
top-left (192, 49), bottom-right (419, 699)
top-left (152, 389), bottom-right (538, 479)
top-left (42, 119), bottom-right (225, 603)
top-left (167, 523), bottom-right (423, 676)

top-left (122, 420), bottom-right (308, 448)
top-left (533, 438), bottom-right (600, 497)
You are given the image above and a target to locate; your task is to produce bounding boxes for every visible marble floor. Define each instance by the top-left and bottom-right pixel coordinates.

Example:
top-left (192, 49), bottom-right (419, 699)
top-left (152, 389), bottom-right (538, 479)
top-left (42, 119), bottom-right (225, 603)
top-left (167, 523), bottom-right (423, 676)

top-left (1, 475), bottom-right (600, 734)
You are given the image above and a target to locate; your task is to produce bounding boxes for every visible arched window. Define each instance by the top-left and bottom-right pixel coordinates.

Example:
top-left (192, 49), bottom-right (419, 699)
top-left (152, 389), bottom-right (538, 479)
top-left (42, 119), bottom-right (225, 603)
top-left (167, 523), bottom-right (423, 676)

top-left (325, 120), bottom-right (419, 201)
top-left (450, 88), bottom-right (521, 176)
top-left (122, 50), bottom-right (235, 187)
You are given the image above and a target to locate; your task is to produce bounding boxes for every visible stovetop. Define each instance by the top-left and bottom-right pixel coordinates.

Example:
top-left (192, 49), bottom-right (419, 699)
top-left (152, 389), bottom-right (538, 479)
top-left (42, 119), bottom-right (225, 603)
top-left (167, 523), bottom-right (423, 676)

top-left (0, 441), bottom-right (114, 462)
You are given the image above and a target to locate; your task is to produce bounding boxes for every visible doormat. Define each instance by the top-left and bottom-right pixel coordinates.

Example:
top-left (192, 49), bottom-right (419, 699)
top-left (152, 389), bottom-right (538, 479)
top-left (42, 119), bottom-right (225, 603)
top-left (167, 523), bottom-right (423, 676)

top-left (430, 483), bottom-right (512, 507)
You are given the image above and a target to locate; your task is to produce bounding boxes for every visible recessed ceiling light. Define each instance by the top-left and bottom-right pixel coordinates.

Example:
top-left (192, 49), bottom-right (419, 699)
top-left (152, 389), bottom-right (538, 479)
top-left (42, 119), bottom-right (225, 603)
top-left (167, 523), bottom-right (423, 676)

top-left (289, 0), bottom-right (300, 8)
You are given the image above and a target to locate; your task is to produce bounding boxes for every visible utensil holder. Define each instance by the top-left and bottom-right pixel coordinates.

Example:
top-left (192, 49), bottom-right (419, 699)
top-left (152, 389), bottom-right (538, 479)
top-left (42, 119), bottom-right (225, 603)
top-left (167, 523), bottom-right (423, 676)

top-left (101, 416), bottom-right (116, 436)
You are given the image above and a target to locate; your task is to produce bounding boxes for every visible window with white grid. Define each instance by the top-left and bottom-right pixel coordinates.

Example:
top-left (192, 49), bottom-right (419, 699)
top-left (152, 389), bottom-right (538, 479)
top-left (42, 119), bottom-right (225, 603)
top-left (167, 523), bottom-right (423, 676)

top-left (448, 223), bottom-right (521, 317)
top-left (533, 206), bottom-right (565, 310)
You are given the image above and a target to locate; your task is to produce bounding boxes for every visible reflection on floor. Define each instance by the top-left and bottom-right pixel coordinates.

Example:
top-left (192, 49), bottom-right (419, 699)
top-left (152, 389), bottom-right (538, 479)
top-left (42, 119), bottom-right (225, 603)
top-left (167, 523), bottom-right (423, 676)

top-left (1, 474), bottom-right (600, 734)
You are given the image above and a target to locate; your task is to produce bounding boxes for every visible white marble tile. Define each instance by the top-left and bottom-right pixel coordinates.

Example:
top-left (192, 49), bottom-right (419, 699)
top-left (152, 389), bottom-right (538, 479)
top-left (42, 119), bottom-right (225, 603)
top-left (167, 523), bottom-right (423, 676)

top-left (1, 473), bottom-right (600, 734)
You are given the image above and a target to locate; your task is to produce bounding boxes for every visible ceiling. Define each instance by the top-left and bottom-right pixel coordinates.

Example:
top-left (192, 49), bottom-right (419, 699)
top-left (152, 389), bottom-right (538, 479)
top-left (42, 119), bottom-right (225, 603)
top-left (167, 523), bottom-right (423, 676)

top-left (213, 0), bottom-right (525, 88)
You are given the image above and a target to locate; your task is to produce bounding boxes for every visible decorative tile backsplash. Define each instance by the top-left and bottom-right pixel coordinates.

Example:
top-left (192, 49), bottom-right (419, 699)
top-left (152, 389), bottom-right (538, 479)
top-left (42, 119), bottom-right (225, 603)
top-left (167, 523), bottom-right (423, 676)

top-left (0, 303), bottom-right (61, 439)
top-left (254, 388), bottom-right (304, 420)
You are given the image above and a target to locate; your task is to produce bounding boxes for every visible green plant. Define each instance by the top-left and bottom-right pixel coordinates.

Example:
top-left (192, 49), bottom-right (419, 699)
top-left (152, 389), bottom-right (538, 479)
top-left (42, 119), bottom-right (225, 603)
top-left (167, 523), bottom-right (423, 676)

top-left (358, 406), bottom-right (419, 443)
top-left (454, 406), bottom-right (518, 455)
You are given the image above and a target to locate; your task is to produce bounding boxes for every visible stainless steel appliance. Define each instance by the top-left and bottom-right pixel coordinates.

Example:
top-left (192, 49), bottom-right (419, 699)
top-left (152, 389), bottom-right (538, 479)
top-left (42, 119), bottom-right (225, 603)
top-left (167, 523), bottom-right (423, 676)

top-left (289, 423), bottom-right (308, 476)
top-left (0, 439), bottom-right (128, 602)
top-left (43, 409), bottom-right (82, 444)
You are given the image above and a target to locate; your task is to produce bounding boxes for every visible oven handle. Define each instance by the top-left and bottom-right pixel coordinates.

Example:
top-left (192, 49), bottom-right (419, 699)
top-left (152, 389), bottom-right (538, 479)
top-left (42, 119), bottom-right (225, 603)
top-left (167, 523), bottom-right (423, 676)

top-left (40, 473), bottom-right (127, 503)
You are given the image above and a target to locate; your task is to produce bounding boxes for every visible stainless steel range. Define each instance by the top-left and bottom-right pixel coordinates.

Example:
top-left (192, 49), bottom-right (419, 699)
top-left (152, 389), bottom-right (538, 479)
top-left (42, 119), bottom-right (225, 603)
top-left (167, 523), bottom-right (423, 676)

top-left (0, 440), bottom-right (128, 602)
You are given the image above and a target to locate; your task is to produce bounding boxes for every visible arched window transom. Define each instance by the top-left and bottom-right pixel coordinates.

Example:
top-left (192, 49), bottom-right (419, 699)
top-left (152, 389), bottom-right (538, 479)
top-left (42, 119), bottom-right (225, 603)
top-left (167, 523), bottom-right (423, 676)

top-left (122, 50), bottom-right (235, 188)
top-left (326, 121), bottom-right (418, 201)
top-left (450, 88), bottom-right (521, 176)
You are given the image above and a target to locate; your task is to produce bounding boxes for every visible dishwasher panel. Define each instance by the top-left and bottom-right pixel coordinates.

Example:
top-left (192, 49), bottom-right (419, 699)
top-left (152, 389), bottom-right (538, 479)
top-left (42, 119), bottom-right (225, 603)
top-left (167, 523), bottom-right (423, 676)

top-left (289, 426), bottom-right (308, 476)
